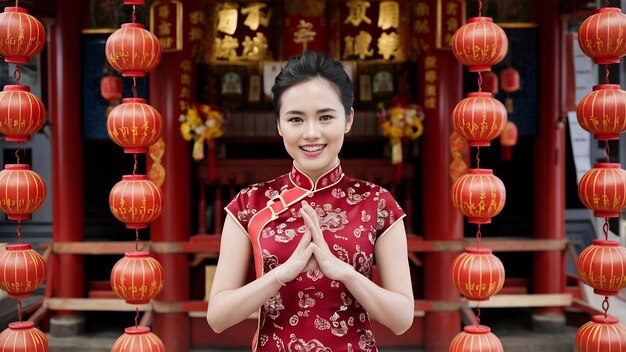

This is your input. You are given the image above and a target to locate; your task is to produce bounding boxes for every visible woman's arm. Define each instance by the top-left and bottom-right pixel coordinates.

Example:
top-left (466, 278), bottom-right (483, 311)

top-left (301, 202), bottom-right (414, 335)
top-left (207, 215), bottom-right (314, 333)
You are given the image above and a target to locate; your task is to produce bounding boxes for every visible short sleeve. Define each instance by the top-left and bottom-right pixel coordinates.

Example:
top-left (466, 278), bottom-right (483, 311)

top-left (375, 186), bottom-right (406, 240)
top-left (225, 187), bottom-right (255, 232)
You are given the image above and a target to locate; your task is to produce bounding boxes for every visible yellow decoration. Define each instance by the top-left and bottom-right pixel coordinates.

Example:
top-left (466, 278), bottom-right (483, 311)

top-left (378, 1), bottom-right (399, 30)
top-left (241, 2), bottom-right (271, 31)
top-left (345, 0), bottom-right (372, 26)
top-left (377, 32), bottom-right (399, 60)
top-left (217, 3), bottom-right (238, 35)
top-left (179, 104), bottom-right (224, 161)
top-left (377, 101), bottom-right (425, 165)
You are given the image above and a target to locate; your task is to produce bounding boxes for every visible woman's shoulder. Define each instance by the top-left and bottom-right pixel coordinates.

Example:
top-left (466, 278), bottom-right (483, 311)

top-left (236, 172), bottom-right (292, 201)
top-left (341, 174), bottom-right (389, 194)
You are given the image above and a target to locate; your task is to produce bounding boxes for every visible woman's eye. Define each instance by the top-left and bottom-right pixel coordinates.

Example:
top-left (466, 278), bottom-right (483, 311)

top-left (320, 115), bottom-right (333, 121)
top-left (287, 117), bottom-right (303, 123)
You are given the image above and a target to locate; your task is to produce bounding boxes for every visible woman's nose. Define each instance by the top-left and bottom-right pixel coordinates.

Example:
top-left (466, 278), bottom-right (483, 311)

top-left (303, 121), bottom-right (321, 139)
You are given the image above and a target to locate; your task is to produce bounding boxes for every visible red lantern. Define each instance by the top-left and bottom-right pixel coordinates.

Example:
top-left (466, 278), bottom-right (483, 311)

top-left (451, 248), bottom-right (505, 301)
top-left (110, 252), bottom-right (164, 304)
top-left (107, 98), bottom-right (163, 153)
top-left (109, 175), bottom-right (163, 229)
top-left (123, 0), bottom-right (145, 4)
top-left (0, 7), bottom-right (45, 64)
top-left (100, 74), bottom-right (123, 102)
top-left (450, 324), bottom-right (503, 352)
top-left (452, 92), bottom-right (508, 147)
top-left (578, 163), bottom-right (626, 218)
top-left (500, 67), bottom-right (520, 93)
top-left (576, 315), bottom-right (626, 351)
top-left (577, 239), bottom-right (626, 296)
top-left (451, 168), bottom-right (506, 224)
top-left (499, 121), bottom-right (518, 161)
top-left (0, 244), bottom-right (46, 298)
top-left (105, 23), bottom-right (162, 77)
top-left (578, 8), bottom-right (626, 64)
top-left (481, 71), bottom-right (499, 95)
top-left (0, 321), bottom-right (48, 351)
top-left (112, 326), bottom-right (164, 352)
top-left (0, 164), bottom-right (47, 220)
top-left (577, 84), bottom-right (626, 140)
top-left (451, 17), bottom-right (508, 72)
top-left (0, 85), bottom-right (46, 142)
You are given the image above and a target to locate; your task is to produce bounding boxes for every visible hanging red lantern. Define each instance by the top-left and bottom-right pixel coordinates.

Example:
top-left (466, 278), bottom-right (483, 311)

top-left (100, 74), bottom-right (123, 102)
top-left (577, 84), bottom-right (626, 140)
top-left (578, 8), bottom-right (626, 64)
top-left (576, 315), bottom-right (626, 351)
top-left (112, 326), bottom-right (164, 352)
top-left (481, 71), bottom-right (499, 95)
top-left (105, 23), bottom-right (162, 77)
top-left (0, 244), bottom-right (45, 298)
top-left (0, 164), bottom-right (47, 220)
top-left (110, 252), bottom-right (164, 304)
top-left (451, 168), bottom-right (506, 224)
top-left (578, 163), bottom-right (626, 218)
top-left (0, 7), bottom-right (45, 64)
top-left (451, 17), bottom-right (509, 72)
top-left (123, 0), bottom-right (145, 4)
top-left (450, 324), bottom-right (504, 352)
top-left (0, 321), bottom-right (48, 351)
top-left (452, 92), bottom-right (508, 147)
top-left (109, 175), bottom-right (163, 229)
top-left (107, 98), bottom-right (163, 153)
top-left (0, 85), bottom-right (46, 142)
top-left (499, 121), bottom-right (518, 161)
top-left (500, 67), bottom-right (520, 93)
top-left (577, 240), bottom-right (626, 296)
top-left (451, 248), bottom-right (505, 301)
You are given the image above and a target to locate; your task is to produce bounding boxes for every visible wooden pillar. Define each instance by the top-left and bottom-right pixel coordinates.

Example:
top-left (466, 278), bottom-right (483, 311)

top-left (149, 1), bottom-right (197, 350)
top-left (50, 0), bottom-right (85, 317)
top-left (420, 46), bottom-right (464, 351)
top-left (532, 0), bottom-right (566, 320)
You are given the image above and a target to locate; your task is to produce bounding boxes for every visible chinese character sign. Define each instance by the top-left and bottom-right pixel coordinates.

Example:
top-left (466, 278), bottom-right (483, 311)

top-left (150, 0), bottom-right (183, 52)
top-left (437, 0), bottom-right (465, 50)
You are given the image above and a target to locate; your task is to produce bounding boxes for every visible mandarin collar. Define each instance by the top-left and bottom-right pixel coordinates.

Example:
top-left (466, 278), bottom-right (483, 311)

top-left (289, 162), bottom-right (343, 191)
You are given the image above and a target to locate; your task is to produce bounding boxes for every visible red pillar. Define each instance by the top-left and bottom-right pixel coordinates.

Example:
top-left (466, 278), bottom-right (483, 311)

top-left (532, 0), bottom-right (566, 317)
top-left (149, 3), bottom-right (195, 349)
top-left (420, 51), bottom-right (464, 350)
top-left (49, 0), bottom-right (85, 313)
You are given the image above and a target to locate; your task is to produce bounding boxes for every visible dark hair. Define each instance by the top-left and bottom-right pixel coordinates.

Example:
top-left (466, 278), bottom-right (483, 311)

top-left (272, 51), bottom-right (353, 119)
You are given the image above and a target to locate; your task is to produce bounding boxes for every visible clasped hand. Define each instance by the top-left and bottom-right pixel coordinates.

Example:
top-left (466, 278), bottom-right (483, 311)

top-left (274, 201), bottom-right (353, 284)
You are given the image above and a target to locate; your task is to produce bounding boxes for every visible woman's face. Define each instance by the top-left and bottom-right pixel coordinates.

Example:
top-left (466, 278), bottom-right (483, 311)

top-left (277, 77), bottom-right (353, 181)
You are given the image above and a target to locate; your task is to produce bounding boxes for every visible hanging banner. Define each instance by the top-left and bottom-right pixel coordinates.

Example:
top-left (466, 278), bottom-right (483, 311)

top-left (436, 0), bottom-right (465, 50)
top-left (150, 0), bottom-right (183, 52)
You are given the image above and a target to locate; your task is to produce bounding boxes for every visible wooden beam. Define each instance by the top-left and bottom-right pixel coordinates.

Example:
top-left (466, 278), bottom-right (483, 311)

top-left (468, 294), bottom-right (572, 308)
top-left (49, 236), bottom-right (567, 255)
top-left (44, 298), bottom-right (151, 312)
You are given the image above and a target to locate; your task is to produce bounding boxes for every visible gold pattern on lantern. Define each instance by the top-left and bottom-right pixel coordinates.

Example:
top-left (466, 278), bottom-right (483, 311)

top-left (242, 2), bottom-right (272, 31)
top-left (378, 1), bottom-right (399, 30)
top-left (215, 35), bottom-right (240, 60)
top-left (344, 0), bottom-right (372, 26)
top-left (217, 3), bottom-right (238, 35)
top-left (378, 32), bottom-right (399, 60)
top-left (242, 32), bottom-right (269, 59)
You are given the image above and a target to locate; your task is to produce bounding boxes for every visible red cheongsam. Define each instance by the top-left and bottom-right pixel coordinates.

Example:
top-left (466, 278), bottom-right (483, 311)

top-left (225, 162), bottom-right (405, 352)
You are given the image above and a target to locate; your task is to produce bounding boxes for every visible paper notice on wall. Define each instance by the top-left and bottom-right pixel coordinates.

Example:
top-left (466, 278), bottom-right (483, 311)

top-left (567, 111), bottom-right (591, 184)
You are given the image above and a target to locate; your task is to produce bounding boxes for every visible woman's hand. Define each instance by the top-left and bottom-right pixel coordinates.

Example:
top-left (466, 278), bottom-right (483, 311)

top-left (300, 201), bottom-right (353, 281)
top-left (274, 220), bottom-right (316, 284)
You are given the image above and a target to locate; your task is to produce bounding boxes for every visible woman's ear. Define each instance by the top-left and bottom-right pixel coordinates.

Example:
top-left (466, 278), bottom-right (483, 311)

top-left (276, 121), bottom-right (283, 136)
top-left (345, 108), bottom-right (355, 134)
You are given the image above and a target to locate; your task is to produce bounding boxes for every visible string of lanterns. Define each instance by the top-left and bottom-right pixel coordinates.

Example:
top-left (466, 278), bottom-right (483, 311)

top-left (104, 1), bottom-right (165, 350)
top-left (448, 0), bottom-right (509, 350)
top-left (0, 1), bottom-right (49, 350)
top-left (574, 4), bottom-right (626, 351)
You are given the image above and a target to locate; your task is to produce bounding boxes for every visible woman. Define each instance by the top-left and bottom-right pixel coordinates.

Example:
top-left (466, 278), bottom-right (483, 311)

top-left (207, 51), bottom-right (413, 351)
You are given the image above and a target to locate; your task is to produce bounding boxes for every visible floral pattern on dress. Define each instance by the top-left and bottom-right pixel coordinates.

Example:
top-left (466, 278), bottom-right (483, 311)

top-left (225, 163), bottom-right (404, 352)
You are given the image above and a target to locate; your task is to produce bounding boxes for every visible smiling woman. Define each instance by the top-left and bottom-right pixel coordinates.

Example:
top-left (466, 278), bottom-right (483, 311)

top-left (206, 51), bottom-right (414, 352)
